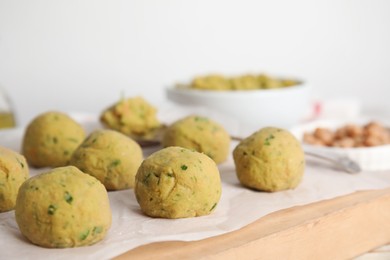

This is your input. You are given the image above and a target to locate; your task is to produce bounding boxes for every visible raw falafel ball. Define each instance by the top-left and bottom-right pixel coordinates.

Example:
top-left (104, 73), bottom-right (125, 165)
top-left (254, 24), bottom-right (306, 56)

top-left (162, 115), bottom-right (231, 164)
top-left (0, 146), bottom-right (29, 212)
top-left (22, 111), bottom-right (85, 168)
top-left (134, 146), bottom-right (221, 218)
top-left (233, 127), bottom-right (305, 192)
top-left (70, 129), bottom-right (143, 190)
top-left (15, 166), bottom-right (112, 248)
top-left (100, 96), bottom-right (160, 138)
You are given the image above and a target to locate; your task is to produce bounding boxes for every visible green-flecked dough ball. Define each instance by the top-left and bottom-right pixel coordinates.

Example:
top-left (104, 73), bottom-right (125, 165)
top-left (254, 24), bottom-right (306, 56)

top-left (134, 146), bottom-right (221, 219)
top-left (100, 96), bottom-right (161, 137)
top-left (233, 127), bottom-right (305, 192)
top-left (15, 166), bottom-right (111, 248)
top-left (70, 129), bottom-right (143, 190)
top-left (161, 115), bottom-right (231, 164)
top-left (22, 111), bottom-right (86, 168)
top-left (0, 146), bottom-right (29, 212)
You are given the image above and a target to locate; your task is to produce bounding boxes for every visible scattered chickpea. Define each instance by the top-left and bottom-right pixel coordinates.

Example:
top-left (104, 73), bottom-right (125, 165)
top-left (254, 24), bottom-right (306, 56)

top-left (364, 136), bottom-right (382, 147)
top-left (303, 133), bottom-right (325, 146)
top-left (334, 128), bottom-right (348, 140)
top-left (303, 121), bottom-right (390, 148)
top-left (333, 137), bottom-right (355, 148)
top-left (344, 124), bottom-right (363, 138)
top-left (364, 122), bottom-right (381, 136)
top-left (313, 128), bottom-right (334, 145)
top-left (353, 136), bottom-right (365, 147)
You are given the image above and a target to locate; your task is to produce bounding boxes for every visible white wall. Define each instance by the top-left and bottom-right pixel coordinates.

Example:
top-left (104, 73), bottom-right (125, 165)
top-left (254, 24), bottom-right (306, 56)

top-left (1, 0), bottom-right (390, 125)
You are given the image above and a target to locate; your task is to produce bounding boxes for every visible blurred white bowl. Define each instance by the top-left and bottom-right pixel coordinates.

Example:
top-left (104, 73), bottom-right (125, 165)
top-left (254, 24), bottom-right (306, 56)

top-left (290, 119), bottom-right (390, 171)
top-left (166, 81), bottom-right (311, 133)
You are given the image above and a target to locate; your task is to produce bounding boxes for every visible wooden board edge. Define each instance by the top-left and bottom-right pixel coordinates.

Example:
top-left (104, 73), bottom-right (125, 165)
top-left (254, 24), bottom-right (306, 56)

top-left (115, 188), bottom-right (390, 260)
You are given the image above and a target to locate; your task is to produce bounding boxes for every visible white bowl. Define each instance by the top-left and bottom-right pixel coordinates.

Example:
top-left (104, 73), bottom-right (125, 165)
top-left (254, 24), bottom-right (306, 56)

top-left (290, 119), bottom-right (390, 171)
top-left (166, 82), bottom-right (311, 133)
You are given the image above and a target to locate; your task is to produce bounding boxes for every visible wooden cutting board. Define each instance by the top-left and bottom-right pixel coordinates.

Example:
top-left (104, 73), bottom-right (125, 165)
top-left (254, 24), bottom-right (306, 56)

top-left (114, 187), bottom-right (390, 260)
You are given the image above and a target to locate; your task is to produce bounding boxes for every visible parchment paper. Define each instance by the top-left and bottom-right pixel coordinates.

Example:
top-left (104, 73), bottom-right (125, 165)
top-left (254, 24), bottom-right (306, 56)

top-left (1, 109), bottom-right (390, 259)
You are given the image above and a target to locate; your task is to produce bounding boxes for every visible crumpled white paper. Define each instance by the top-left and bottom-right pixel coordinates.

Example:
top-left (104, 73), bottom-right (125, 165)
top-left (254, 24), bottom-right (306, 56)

top-left (1, 109), bottom-right (390, 259)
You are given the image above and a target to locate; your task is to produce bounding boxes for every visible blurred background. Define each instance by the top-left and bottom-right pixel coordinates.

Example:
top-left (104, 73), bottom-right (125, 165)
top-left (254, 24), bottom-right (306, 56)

top-left (0, 0), bottom-right (390, 126)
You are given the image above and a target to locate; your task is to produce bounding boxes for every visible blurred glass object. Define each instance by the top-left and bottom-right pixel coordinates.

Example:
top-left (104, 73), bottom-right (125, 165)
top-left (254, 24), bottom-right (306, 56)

top-left (0, 86), bottom-right (16, 129)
